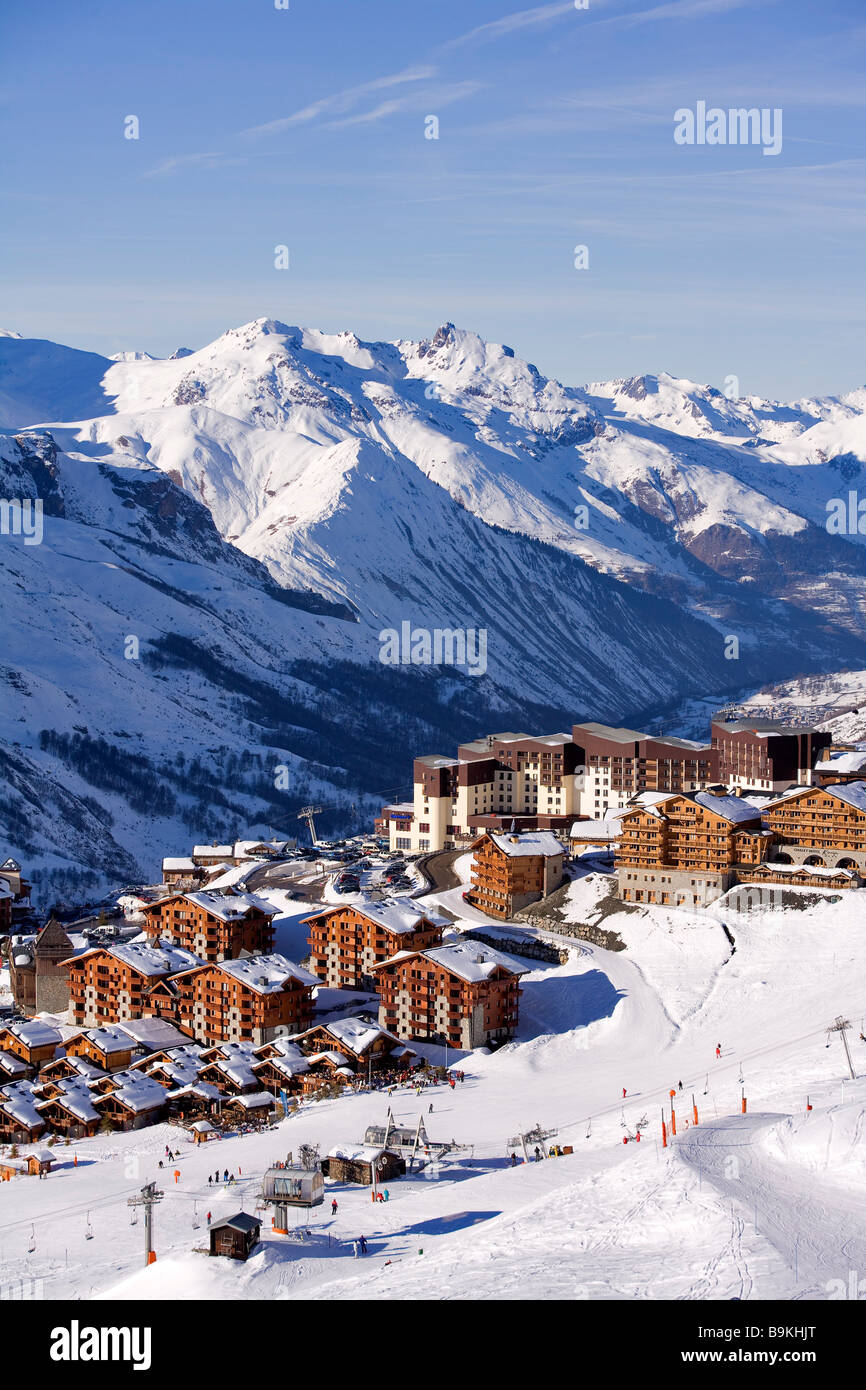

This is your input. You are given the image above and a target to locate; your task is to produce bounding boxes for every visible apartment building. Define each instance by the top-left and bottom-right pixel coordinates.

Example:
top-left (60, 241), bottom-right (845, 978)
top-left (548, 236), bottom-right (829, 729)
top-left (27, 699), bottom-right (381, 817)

top-left (303, 897), bottom-right (446, 991)
top-left (65, 939), bottom-right (203, 1029)
top-left (616, 790), bottom-right (771, 908)
top-left (710, 716), bottom-right (830, 794)
top-left (372, 940), bottom-right (528, 1050)
top-left (572, 723), bottom-right (720, 818)
top-left (761, 781), bottom-right (866, 872)
top-left (140, 890), bottom-right (277, 962)
top-left (170, 954), bottom-right (318, 1046)
top-left (467, 830), bottom-right (566, 919)
top-left (384, 722), bottom-right (727, 853)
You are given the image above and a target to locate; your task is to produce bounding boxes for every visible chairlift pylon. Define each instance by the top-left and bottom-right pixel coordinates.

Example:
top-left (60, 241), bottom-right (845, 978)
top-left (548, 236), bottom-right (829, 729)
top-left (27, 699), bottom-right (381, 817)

top-left (27, 1223), bottom-right (35, 1254)
top-left (84, 1212), bottom-right (93, 1240)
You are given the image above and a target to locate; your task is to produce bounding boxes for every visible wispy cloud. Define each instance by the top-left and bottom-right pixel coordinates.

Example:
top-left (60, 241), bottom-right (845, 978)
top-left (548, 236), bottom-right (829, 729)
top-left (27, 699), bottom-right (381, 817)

top-left (440, 1), bottom-right (577, 52)
top-left (142, 151), bottom-right (245, 179)
top-left (324, 81), bottom-right (485, 130)
top-left (239, 65), bottom-right (437, 137)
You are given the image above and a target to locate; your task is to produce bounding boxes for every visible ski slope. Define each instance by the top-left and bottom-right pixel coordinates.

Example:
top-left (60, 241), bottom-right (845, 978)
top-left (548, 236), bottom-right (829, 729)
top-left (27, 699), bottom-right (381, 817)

top-left (2, 874), bottom-right (865, 1301)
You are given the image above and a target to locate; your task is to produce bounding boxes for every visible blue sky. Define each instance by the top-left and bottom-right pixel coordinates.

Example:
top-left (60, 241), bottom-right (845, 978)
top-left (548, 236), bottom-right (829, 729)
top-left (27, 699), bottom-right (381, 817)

top-left (2, 0), bottom-right (865, 397)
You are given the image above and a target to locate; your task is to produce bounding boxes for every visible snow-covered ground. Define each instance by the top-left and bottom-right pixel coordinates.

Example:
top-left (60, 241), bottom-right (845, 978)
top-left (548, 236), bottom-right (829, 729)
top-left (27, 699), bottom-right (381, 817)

top-left (2, 866), bottom-right (865, 1302)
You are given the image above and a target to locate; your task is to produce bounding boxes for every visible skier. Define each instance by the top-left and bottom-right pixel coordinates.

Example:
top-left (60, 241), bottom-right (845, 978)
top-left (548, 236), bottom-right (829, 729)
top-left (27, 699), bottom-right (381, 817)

top-left (360, 1235), bottom-right (368, 1254)
top-left (158, 1160), bottom-right (163, 1169)
top-left (353, 1240), bottom-right (359, 1258)
top-left (383, 1189), bottom-right (389, 1202)
top-left (510, 1152), bottom-right (518, 1167)
top-left (622, 1087), bottom-right (627, 1098)
top-left (534, 1145), bottom-right (541, 1162)
top-left (715, 1043), bottom-right (722, 1060)
top-left (208, 1174), bottom-right (212, 1185)
top-left (206, 1211), bottom-right (211, 1226)
top-left (331, 1198), bottom-right (338, 1215)
top-left (677, 1080), bottom-right (683, 1092)
top-left (223, 1168), bottom-right (229, 1182)
top-left (428, 1103), bottom-right (433, 1114)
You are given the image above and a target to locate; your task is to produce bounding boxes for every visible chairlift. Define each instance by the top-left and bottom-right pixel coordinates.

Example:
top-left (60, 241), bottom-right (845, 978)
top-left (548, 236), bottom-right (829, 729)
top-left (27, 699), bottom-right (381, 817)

top-left (129, 1207), bottom-right (138, 1227)
top-left (192, 1201), bottom-right (200, 1231)
top-left (585, 1117), bottom-right (592, 1139)
top-left (703, 1073), bottom-right (708, 1095)
top-left (27, 1224), bottom-right (35, 1254)
top-left (84, 1213), bottom-right (93, 1240)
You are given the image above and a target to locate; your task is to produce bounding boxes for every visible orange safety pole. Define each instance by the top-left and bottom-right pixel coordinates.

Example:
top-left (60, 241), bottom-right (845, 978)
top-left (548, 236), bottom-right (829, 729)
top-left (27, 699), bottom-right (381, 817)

top-left (692, 1093), bottom-right (699, 1126)
top-left (741, 1092), bottom-right (747, 1114)
top-left (670, 1107), bottom-right (677, 1137)
top-left (661, 1111), bottom-right (667, 1148)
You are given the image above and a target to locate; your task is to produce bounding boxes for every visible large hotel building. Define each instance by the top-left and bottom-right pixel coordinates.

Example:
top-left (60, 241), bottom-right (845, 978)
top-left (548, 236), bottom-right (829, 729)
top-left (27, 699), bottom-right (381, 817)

top-left (382, 717), bottom-right (832, 854)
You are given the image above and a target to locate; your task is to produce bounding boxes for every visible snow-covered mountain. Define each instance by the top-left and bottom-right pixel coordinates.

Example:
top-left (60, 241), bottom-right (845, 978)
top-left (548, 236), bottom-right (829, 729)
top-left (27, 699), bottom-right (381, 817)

top-left (1, 320), bottom-right (865, 891)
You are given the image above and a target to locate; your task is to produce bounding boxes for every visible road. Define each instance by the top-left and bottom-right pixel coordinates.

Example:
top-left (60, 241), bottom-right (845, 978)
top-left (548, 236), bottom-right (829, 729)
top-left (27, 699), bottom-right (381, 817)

top-left (415, 850), bottom-right (465, 894)
top-left (244, 859), bottom-right (329, 904)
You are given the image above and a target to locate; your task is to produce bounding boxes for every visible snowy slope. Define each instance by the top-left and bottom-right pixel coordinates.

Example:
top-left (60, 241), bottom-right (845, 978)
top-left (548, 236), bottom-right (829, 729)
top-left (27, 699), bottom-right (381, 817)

top-left (3, 877), bottom-right (865, 1302)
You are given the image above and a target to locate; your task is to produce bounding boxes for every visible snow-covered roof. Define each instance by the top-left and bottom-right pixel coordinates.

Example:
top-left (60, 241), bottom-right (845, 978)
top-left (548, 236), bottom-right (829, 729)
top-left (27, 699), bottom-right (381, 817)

top-left (316, 1016), bottom-right (399, 1054)
top-left (162, 857), bottom-right (196, 872)
top-left (38, 1080), bottom-right (99, 1124)
top-left (0, 1088), bottom-right (43, 1129)
top-left (0, 1051), bottom-right (29, 1077)
top-left (253, 1051), bottom-right (309, 1080)
top-left (327, 1144), bottom-right (390, 1162)
top-left (769, 780), bottom-right (866, 813)
top-left (693, 791), bottom-right (762, 824)
top-left (167, 1081), bottom-right (221, 1102)
top-left (0, 1020), bottom-right (63, 1049)
top-left (486, 831), bottom-right (565, 858)
top-left (817, 750), bottom-right (866, 774)
top-left (82, 939), bottom-right (204, 977)
top-left (215, 953), bottom-right (318, 993)
top-left (574, 721), bottom-right (707, 750)
top-left (115, 1018), bottom-right (191, 1050)
top-left (358, 896), bottom-right (446, 935)
top-left (192, 845), bottom-right (233, 857)
top-left (176, 890), bottom-right (278, 920)
top-left (95, 1070), bottom-right (167, 1114)
top-left (74, 1026), bottom-right (134, 1054)
top-left (228, 1091), bottom-right (273, 1110)
top-left (382, 940), bottom-right (529, 983)
top-left (569, 813), bottom-right (625, 839)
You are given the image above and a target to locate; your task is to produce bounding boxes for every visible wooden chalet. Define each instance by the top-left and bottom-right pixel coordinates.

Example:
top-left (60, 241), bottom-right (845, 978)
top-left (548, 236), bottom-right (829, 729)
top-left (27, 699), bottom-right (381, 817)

top-left (303, 897), bottom-right (445, 991)
top-left (91, 1073), bottom-right (168, 1131)
top-left (217, 1092), bottom-right (275, 1128)
top-left (64, 1027), bottom-right (137, 1073)
top-left (0, 1021), bottom-right (63, 1071)
top-left (297, 1017), bottom-right (415, 1072)
top-left (0, 1148), bottom-right (53, 1179)
top-left (372, 940), bottom-right (527, 1050)
top-left (468, 830), bottom-right (565, 919)
top-left (0, 1090), bottom-right (47, 1142)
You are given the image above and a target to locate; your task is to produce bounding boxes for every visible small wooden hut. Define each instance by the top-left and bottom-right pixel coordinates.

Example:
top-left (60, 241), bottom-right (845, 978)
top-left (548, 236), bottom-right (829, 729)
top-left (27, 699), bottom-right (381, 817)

top-left (209, 1212), bottom-right (261, 1261)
